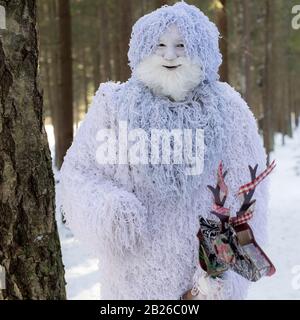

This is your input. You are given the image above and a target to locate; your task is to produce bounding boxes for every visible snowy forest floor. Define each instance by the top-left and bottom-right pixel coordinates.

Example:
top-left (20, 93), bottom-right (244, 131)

top-left (47, 125), bottom-right (300, 300)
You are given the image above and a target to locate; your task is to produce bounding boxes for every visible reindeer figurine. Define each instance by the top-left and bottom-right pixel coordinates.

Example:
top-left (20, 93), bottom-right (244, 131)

top-left (181, 161), bottom-right (276, 300)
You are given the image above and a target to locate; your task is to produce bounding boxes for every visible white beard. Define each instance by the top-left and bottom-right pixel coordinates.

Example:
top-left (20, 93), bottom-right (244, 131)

top-left (135, 55), bottom-right (204, 102)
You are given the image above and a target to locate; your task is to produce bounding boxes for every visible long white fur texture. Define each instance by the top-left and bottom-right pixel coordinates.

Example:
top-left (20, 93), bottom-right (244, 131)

top-left (59, 1), bottom-right (270, 300)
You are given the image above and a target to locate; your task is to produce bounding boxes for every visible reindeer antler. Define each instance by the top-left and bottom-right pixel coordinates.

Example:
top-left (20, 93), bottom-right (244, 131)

top-left (236, 165), bottom-right (258, 217)
top-left (236, 160), bottom-right (276, 219)
top-left (207, 161), bottom-right (276, 228)
top-left (207, 162), bottom-right (230, 228)
top-left (237, 160), bottom-right (276, 196)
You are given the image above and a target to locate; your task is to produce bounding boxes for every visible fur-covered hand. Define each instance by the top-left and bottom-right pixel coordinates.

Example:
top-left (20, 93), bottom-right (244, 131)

top-left (102, 189), bottom-right (149, 256)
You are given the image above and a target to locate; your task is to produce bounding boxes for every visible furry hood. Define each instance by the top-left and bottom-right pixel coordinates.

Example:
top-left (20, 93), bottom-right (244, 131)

top-left (128, 1), bottom-right (222, 83)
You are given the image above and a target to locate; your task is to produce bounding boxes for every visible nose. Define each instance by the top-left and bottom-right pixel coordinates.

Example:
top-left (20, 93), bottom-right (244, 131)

top-left (163, 47), bottom-right (177, 61)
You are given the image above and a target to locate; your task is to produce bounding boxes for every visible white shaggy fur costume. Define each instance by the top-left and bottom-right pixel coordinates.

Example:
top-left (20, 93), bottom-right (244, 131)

top-left (60, 2), bottom-right (269, 299)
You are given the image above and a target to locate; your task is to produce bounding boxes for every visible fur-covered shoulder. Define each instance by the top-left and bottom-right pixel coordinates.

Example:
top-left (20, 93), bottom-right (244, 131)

top-left (69, 80), bottom-right (125, 142)
top-left (94, 80), bottom-right (123, 109)
top-left (96, 80), bottom-right (122, 96)
top-left (215, 81), bottom-right (253, 111)
top-left (214, 81), bottom-right (258, 130)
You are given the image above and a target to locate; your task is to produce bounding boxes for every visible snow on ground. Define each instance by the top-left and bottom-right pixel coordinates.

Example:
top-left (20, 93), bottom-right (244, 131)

top-left (247, 129), bottom-right (300, 299)
top-left (45, 124), bottom-right (300, 300)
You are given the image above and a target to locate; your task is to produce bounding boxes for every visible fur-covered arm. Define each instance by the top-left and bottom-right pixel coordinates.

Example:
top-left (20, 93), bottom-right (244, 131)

top-left (218, 84), bottom-right (270, 299)
top-left (59, 83), bottom-right (149, 257)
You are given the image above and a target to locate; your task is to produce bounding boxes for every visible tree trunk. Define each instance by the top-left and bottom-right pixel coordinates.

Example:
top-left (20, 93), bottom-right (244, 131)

top-left (215, 0), bottom-right (228, 83)
top-left (99, 1), bottom-right (111, 83)
top-left (92, 1), bottom-right (101, 91)
top-left (111, 0), bottom-right (121, 81)
top-left (81, 47), bottom-right (89, 113)
top-left (242, 0), bottom-right (252, 106)
top-left (119, 0), bottom-right (132, 81)
top-left (57, 0), bottom-right (73, 169)
top-left (155, 0), bottom-right (166, 9)
top-left (262, 0), bottom-right (274, 163)
top-left (49, 0), bottom-right (61, 168)
top-left (0, 0), bottom-right (66, 299)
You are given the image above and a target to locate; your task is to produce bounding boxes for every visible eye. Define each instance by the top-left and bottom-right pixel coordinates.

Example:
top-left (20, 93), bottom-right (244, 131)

top-left (177, 44), bottom-right (184, 48)
top-left (158, 43), bottom-right (166, 47)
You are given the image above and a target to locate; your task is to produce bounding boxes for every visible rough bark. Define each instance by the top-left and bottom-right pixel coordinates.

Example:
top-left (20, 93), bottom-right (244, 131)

top-left (0, 0), bottom-right (66, 299)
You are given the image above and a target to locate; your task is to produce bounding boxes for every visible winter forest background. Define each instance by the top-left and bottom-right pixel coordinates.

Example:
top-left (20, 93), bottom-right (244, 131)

top-left (38, 0), bottom-right (300, 168)
top-left (0, 0), bottom-right (300, 300)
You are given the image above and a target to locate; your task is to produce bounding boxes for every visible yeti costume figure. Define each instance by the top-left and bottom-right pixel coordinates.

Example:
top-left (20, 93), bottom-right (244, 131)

top-left (60, 1), bottom-right (269, 299)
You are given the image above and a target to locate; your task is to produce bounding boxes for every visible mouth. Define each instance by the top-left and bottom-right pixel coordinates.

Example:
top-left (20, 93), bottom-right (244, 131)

top-left (162, 64), bottom-right (182, 70)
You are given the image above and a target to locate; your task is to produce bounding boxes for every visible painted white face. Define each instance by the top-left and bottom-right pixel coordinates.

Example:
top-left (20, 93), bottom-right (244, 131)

top-left (135, 24), bottom-right (204, 101)
top-left (155, 24), bottom-right (186, 67)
